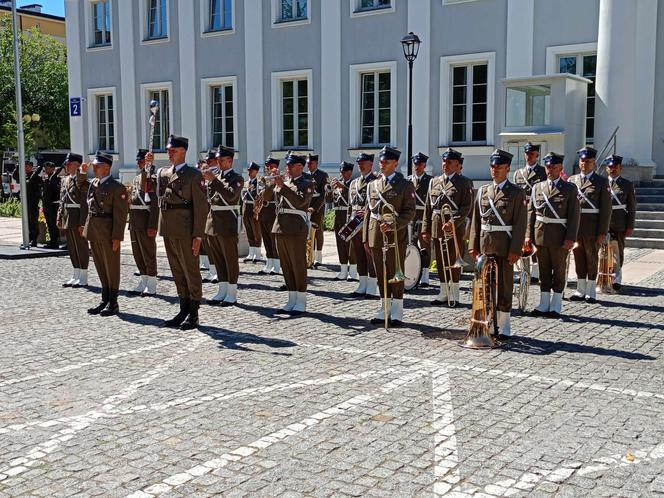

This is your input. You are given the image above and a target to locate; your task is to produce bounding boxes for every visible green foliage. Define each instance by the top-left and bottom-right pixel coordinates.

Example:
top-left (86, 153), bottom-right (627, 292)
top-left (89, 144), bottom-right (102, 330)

top-left (0, 198), bottom-right (22, 218)
top-left (0, 17), bottom-right (69, 154)
top-left (324, 209), bottom-right (335, 231)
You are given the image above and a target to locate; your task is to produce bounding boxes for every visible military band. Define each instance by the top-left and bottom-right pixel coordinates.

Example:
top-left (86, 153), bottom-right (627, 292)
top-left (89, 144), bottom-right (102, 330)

top-left (327, 161), bottom-right (357, 281)
top-left (258, 157), bottom-right (281, 275)
top-left (408, 153), bottom-right (433, 287)
top-left (242, 162), bottom-right (264, 263)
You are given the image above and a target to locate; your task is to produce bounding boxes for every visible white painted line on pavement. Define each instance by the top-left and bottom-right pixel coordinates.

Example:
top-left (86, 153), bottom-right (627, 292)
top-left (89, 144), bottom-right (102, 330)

top-left (432, 367), bottom-right (461, 497)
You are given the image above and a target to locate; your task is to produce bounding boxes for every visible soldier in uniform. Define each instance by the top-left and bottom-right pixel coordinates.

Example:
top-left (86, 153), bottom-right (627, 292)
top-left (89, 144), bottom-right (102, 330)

top-left (203, 145), bottom-right (244, 306)
top-left (568, 146), bottom-right (612, 303)
top-left (25, 161), bottom-right (43, 247)
top-left (326, 161), bottom-right (355, 280)
top-left (42, 161), bottom-right (62, 249)
top-left (349, 153), bottom-right (379, 298)
top-left (128, 149), bottom-right (159, 296)
top-left (57, 153), bottom-right (90, 288)
top-left (363, 146), bottom-right (416, 326)
top-left (258, 157), bottom-right (281, 275)
top-left (408, 153), bottom-right (433, 287)
top-left (305, 154), bottom-right (329, 267)
top-left (469, 150), bottom-right (527, 339)
top-left (513, 142), bottom-right (547, 281)
top-left (200, 149), bottom-right (217, 283)
top-left (150, 135), bottom-right (208, 330)
top-left (527, 152), bottom-right (580, 318)
top-left (421, 148), bottom-right (473, 305)
top-left (242, 162), bottom-right (263, 263)
top-left (83, 152), bottom-right (129, 316)
top-left (604, 154), bottom-right (636, 291)
top-left (263, 153), bottom-right (314, 313)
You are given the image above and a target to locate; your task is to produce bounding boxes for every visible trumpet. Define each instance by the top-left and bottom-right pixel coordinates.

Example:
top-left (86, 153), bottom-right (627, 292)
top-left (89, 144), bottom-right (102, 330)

top-left (380, 206), bottom-right (405, 330)
top-left (437, 205), bottom-right (465, 307)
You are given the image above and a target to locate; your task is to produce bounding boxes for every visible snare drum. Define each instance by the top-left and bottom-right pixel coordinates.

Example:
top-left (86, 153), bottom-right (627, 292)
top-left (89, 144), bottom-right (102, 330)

top-left (339, 212), bottom-right (365, 242)
top-left (404, 244), bottom-right (423, 292)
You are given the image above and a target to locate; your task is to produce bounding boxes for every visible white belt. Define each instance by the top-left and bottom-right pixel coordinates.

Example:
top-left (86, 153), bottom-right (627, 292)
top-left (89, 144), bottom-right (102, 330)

top-left (581, 208), bottom-right (599, 214)
top-left (64, 203), bottom-right (80, 208)
top-left (370, 212), bottom-right (399, 222)
top-left (536, 215), bottom-right (567, 225)
top-left (210, 205), bottom-right (240, 212)
top-left (312, 193), bottom-right (321, 198)
top-left (416, 206), bottom-right (425, 211)
top-left (130, 205), bottom-right (150, 211)
top-left (334, 206), bottom-right (349, 211)
top-left (432, 209), bottom-right (458, 216)
top-left (481, 224), bottom-right (513, 233)
top-left (279, 208), bottom-right (308, 217)
top-left (244, 200), bottom-right (254, 205)
top-left (612, 204), bottom-right (626, 210)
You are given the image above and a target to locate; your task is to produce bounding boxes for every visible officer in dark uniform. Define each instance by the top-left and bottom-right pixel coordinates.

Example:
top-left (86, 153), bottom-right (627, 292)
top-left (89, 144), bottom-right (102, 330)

top-left (129, 149), bottom-right (159, 296)
top-left (325, 161), bottom-right (355, 280)
top-left (568, 146), bottom-right (612, 303)
top-left (83, 152), bottom-right (129, 316)
top-left (242, 162), bottom-right (263, 263)
top-left (605, 154), bottom-right (636, 291)
top-left (25, 161), bottom-right (43, 246)
top-left (305, 153), bottom-right (329, 267)
top-left (527, 152), bottom-right (580, 317)
top-left (363, 146), bottom-right (416, 326)
top-left (408, 152), bottom-right (433, 287)
top-left (264, 153), bottom-right (314, 313)
top-left (203, 145), bottom-right (244, 306)
top-left (258, 157), bottom-right (281, 275)
top-left (150, 135), bottom-right (208, 329)
top-left (42, 161), bottom-right (62, 248)
top-left (469, 150), bottom-right (527, 339)
top-left (57, 153), bottom-right (90, 288)
top-left (421, 148), bottom-right (473, 305)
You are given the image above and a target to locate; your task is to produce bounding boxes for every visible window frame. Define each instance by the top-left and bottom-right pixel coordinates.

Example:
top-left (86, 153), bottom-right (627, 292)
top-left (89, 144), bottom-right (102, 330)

top-left (359, 71), bottom-right (392, 147)
top-left (85, 0), bottom-right (113, 51)
top-left (139, 82), bottom-right (174, 156)
top-left (139, 0), bottom-right (170, 44)
top-left (200, 0), bottom-right (235, 37)
top-left (271, 69), bottom-right (313, 151)
top-left (200, 76), bottom-right (239, 152)
top-left (439, 52), bottom-right (495, 147)
top-left (272, 0), bottom-right (311, 28)
top-left (86, 86), bottom-right (118, 155)
top-left (350, 0), bottom-right (395, 18)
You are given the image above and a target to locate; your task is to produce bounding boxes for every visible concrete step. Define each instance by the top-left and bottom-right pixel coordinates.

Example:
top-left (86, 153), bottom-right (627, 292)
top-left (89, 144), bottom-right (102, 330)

top-left (631, 228), bottom-right (664, 239)
top-left (634, 210), bottom-right (664, 220)
top-left (635, 203), bottom-right (664, 211)
top-left (635, 187), bottom-right (664, 195)
top-left (636, 195), bottom-right (664, 203)
top-left (626, 237), bottom-right (664, 249)
top-left (635, 218), bottom-right (664, 229)
top-left (639, 178), bottom-right (664, 186)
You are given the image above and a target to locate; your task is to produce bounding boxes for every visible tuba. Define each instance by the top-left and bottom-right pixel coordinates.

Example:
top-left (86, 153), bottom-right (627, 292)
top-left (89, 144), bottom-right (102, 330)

top-left (597, 234), bottom-right (616, 294)
top-left (464, 255), bottom-right (499, 349)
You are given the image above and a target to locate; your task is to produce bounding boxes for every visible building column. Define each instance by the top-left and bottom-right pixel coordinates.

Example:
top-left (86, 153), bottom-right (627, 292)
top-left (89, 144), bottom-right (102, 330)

top-left (320, 1), bottom-right (342, 165)
top-left (178, 0), bottom-right (198, 164)
top-left (407, 0), bottom-right (431, 164)
top-left (505, 0), bottom-right (534, 78)
top-left (117, 0), bottom-right (137, 170)
top-left (65, 0), bottom-right (84, 156)
top-left (595, 0), bottom-right (656, 167)
top-left (244, 0), bottom-right (265, 163)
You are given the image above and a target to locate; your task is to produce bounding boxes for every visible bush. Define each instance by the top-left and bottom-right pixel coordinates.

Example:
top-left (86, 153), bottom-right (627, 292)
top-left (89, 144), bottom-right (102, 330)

top-left (324, 209), bottom-right (335, 231)
top-left (0, 198), bottom-right (22, 218)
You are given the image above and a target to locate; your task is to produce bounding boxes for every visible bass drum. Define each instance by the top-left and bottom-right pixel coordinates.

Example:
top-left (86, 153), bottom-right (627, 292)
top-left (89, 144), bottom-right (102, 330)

top-left (403, 244), bottom-right (423, 292)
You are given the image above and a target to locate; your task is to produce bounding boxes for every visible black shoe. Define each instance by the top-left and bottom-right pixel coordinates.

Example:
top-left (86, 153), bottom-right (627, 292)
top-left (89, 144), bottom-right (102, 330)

top-left (88, 288), bottom-right (109, 315)
top-left (206, 299), bottom-right (222, 306)
top-left (219, 300), bottom-right (236, 307)
top-left (202, 276), bottom-right (211, 283)
top-left (30, 240), bottom-right (38, 247)
top-left (163, 298), bottom-right (190, 327)
top-left (257, 269), bottom-right (268, 275)
top-left (44, 243), bottom-right (59, 249)
top-left (180, 300), bottom-right (200, 330)
top-left (612, 283), bottom-right (622, 291)
top-left (546, 311), bottom-right (561, 319)
top-left (530, 308), bottom-right (545, 317)
top-left (279, 284), bottom-right (288, 291)
top-left (569, 294), bottom-right (585, 302)
top-left (350, 291), bottom-right (364, 297)
top-left (370, 318), bottom-right (383, 325)
top-left (62, 280), bottom-right (73, 288)
top-left (100, 290), bottom-right (119, 316)
top-left (431, 299), bottom-right (446, 307)
top-left (211, 277), bottom-right (219, 284)
top-left (134, 270), bottom-right (141, 276)
top-left (498, 335), bottom-right (511, 343)
top-left (364, 294), bottom-right (380, 300)
top-left (418, 282), bottom-right (429, 288)
top-left (269, 271), bottom-right (277, 276)
top-left (585, 297), bottom-right (597, 304)
top-left (390, 319), bottom-right (403, 328)
top-left (530, 276), bottom-right (539, 284)
top-left (71, 281), bottom-right (88, 289)
top-left (59, 244), bottom-right (68, 250)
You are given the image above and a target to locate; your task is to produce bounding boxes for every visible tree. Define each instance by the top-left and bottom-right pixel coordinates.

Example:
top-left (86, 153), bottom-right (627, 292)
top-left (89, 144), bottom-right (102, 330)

top-left (0, 16), bottom-right (69, 154)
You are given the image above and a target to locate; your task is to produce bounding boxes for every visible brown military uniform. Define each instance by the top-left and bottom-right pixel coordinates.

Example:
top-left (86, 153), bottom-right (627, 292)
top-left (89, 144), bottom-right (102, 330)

top-left (568, 172), bottom-right (612, 280)
top-left (326, 177), bottom-right (355, 265)
top-left (422, 172), bottom-right (473, 283)
top-left (308, 168), bottom-right (329, 252)
top-left (269, 175), bottom-right (314, 292)
top-left (83, 177), bottom-right (129, 291)
top-left (129, 169), bottom-right (159, 277)
top-left (469, 181), bottom-right (527, 312)
top-left (58, 172), bottom-right (90, 271)
top-left (242, 177), bottom-right (262, 249)
top-left (258, 184), bottom-right (278, 261)
top-left (513, 163), bottom-right (547, 198)
top-left (608, 176), bottom-right (636, 274)
top-left (349, 172), bottom-right (378, 279)
top-left (527, 179), bottom-right (580, 293)
top-left (205, 169), bottom-right (244, 284)
top-left (408, 172), bottom-right (433, 270)
top-left (158, 164), bottom-right (208, 300)
top-left (363, 173), bottom-right (417, 299)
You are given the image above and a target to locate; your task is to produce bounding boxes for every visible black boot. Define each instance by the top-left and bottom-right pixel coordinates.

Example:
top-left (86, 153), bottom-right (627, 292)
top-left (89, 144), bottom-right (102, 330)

top-left (100, 289), bottom-right (119, 316)
top-left (180, 300), bottom-right (200, 330)
top-left (163, 298), bottom-right (190, 327)
top-left (88, 288), bottom-right (109, 315)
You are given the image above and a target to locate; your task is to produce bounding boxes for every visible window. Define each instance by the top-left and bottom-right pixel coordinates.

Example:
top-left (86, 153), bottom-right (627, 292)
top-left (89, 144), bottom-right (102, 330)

top-left (146, 0), bottom-right (167, 39)
top-left (351, 0), bottom-right (394, 18)
top-left (359, 0), bottom-right (390, 10)
top-left (558, 54), bottom-right (596, 143)
top-left (360, 71), bottom-right (391, 146)
top-left (271, 70), bottom-right (312, 150)
top-left (208, 0), bottom-right (232, 31)
top-left (278, 0), bottom-right (307, 22)
top-left (211, 85), bottom-right (234, 147)
top-left (91, 0), bottom-right (111, 46)
top-left (451, 63), bottom-right (488, 144)
top-left (96, 94), bottom-right (115, 152)
top-left (505, 85), bottom-right (551, 127)
top-left (148, 89), bottom-right (170, 151)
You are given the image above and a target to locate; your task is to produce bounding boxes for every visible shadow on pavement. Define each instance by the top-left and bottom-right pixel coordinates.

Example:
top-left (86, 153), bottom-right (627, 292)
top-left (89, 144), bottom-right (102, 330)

top-left (501, 336), bottom-right (655, 360)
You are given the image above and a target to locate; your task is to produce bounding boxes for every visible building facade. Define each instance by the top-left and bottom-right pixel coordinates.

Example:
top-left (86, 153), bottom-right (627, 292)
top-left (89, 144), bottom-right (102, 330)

top-left (65, 0), bottom-right (661, 180)
top-left (0, 2), bottom-right (65, 41)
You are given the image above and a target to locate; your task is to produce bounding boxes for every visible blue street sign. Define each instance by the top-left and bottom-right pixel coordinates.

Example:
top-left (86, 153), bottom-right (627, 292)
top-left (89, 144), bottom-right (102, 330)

top-left (70, 98), bottom-right (81, 117)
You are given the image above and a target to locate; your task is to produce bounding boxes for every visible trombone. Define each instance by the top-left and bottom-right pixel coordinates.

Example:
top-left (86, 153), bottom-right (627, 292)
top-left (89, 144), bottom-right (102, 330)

top-left (437, 205), bottom-right (465, 307)
top-left (380, 205), bottom-right (405, 329)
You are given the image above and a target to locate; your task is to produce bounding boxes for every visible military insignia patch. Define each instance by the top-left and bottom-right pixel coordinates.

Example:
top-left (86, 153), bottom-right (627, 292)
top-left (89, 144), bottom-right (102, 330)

top-left (199, 179), bottom-right (206, 190)
top-left (120, 192), bottom-right (126, 200)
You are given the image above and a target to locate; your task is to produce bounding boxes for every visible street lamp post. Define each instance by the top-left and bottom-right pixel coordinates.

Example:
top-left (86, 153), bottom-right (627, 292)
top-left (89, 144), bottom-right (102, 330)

top-left (401, 32), bottom-right (421, 177)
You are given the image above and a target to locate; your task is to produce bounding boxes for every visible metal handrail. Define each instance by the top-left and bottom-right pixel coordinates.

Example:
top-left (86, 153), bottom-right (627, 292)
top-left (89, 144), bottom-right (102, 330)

top-left (593, 126), bottom-right (619, 176)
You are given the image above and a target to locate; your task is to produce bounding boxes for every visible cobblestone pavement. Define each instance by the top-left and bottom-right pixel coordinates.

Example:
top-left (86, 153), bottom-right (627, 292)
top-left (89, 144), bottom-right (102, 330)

top-left (1, 232), bottom-right (663, 497)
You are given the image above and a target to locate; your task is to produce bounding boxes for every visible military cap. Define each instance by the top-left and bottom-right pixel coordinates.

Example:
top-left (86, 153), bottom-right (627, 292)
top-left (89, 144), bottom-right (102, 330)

top-left (216, 145), bottom-right (235, 158)
top-left (64, 152), bottom-right (83, 164)
top-left (307, 153), bottom-right (319, 162)
top-left (285, 153), bottom-right (306, 165)
top-left (412, 152), bottom-right (429, 164)
top-left (265, 156), bottom-right (280, 167)
top-left (577, 146), bottom-right (597, 159)
top-left (43, 161), bottom-right (55, 168)
top-left (167, 135), bottom-right (189, 150)
top-left (356, 152), bottom-right (374, 163)
top-left (543, 152), bottom-right (565, 166)
top-left (136, 149), bottom-right (148, 161)
top-left (379, 146), bottom-right (401, 161)
top-left (490, 149), bottom-right (513, 166)
top-left (203, 148), bottom-right (217, 161)
top-left (339, 161), bottom-right (354, 172)
top-left (603, 154), bottom-right (623, 166)
top-left (248, 161), bottom-right (261, 171)
top-left (524, 142), bottom-right (541, 153)
top-left (441, 148), bottom-right (463, 162)
top-left (92, 151), bottom-right (113, 167)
